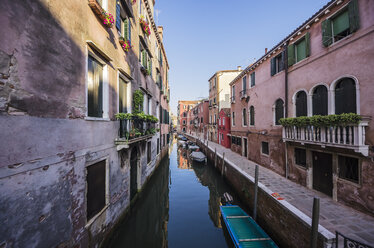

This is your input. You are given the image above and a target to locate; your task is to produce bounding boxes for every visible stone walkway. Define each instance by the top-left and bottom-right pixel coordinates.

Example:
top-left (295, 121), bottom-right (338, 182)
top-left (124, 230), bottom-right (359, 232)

top-left (187, 132), bottom-right (374, 246)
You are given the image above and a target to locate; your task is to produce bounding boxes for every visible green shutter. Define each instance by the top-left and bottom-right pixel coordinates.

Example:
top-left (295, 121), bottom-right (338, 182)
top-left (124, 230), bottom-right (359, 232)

top-left (149, 59), bottom-right (152, 76)
top-left (305, 32), bottom-right (310, 57)
top-left (322, 19), bottom-right (332, 47)
top-left (287, 44), bottom-right (295, 66)
top-left (348, 0), bottom-right (360, 33)
top-left (142, 50), bottom-right (146, 67)
top-left (296, 38), bottom-right (306, 62)
top-left (332, 10), bottom-right (349, 36)
top-left (123, 18), bottom-right (129, 40)
top-left (270, 57), bottom-right (275, 76)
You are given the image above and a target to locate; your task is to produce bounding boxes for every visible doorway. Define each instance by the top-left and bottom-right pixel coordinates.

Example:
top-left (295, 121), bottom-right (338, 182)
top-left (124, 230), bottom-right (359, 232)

top-left (243, 138), bottom-right (248, 158)
top-left (312, 151), bottom-right (333, 197)
top-left (130, 147), bottom-right (139, 199)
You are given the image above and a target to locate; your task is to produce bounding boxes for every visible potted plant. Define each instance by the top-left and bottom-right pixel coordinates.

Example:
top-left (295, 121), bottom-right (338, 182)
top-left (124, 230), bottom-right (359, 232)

top-left (119, 37), bottom-right (132, 52)
top-left (139, 16), bottom-right (151, 36)
top-left (102, 11), bottom-right (114, 28)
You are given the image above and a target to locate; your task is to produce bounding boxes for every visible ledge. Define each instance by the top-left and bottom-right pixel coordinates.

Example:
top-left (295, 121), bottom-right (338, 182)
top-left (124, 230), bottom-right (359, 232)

top-left (115, 134), bottom-right (154, 151)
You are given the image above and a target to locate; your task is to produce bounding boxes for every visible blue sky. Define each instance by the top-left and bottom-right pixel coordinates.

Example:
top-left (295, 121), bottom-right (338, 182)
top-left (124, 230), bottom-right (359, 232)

top-left (155, 0), bottom-right (330, 114)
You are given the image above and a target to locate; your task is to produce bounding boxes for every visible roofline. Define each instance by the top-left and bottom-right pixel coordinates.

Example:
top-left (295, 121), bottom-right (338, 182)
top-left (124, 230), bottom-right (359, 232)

top-left (208, 69), bottom-right (242, 82)
top-left (229, 0), bottom-right (337, 86)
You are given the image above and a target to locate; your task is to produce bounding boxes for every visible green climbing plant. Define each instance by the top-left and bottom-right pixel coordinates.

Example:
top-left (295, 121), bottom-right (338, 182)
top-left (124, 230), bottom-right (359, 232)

top-left (132, 89), bottom-right (144, 114)
top-left (279, 113), bottom-right (361, 127)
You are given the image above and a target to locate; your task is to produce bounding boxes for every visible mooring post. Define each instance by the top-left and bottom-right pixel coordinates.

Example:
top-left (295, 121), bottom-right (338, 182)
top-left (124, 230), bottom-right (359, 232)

top-left (253, 164), bottom-right (259, 221)
top-left (221, 152), bottom-right (225, 176)
top-left (310, 197), bottom-right (320, 248)
top-left (214, 148), bottom-right (217, 167)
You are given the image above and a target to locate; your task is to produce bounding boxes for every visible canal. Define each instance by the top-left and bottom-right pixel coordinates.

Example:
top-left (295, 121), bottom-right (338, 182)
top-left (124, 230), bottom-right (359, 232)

top-left (104, 137), bottom-right (244, 248)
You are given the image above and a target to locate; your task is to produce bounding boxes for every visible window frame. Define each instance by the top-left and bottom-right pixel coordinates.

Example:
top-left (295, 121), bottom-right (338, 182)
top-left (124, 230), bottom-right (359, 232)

top-left (261, 141), bottom-right (269, 156)
top-left (294, 148), bottom-right (307, 168)
top-left (338, 154), bottom-right (360, 185)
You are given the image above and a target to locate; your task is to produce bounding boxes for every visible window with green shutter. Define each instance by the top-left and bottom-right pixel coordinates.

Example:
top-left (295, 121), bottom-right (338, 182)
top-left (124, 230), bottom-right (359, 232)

top-left (271, 53), bottom-right (284, 76)
top-left (250, 72), bottom-right (255, 87)
top-left (321, 0), bottom-right (359, 46)
top-left (295, 38), bottom-right (306, 62)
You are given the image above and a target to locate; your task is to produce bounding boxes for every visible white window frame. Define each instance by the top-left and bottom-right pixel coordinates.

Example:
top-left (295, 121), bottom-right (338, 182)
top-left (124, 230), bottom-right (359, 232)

top-left (117, 72), bottom-right (132, 114)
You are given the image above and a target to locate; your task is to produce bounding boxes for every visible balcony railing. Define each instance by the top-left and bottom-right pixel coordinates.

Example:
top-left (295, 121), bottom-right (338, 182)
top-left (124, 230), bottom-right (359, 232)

top-left (282, 117), bottom-right (370, 156)
top-left (230, 96), bottom-right (236, 103)
top-left (240, 89), bottom-right (247, 99)
top-left (115, 119), bottom-right (156, 149)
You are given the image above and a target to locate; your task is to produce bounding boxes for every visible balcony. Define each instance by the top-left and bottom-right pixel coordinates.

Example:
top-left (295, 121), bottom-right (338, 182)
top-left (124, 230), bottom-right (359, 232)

top-left (282, 116), bottom-right (370, 156)
top-left (240, 89), bottom-right (247, 99)
top-left (115, 117), bottom-right (157, 150)
top-left (230, 96), bottom-right (236, 104)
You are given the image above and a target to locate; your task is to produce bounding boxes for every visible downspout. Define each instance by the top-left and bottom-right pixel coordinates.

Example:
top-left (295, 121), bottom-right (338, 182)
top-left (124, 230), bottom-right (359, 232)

top-left (284, 41), bottom-right (289, 179)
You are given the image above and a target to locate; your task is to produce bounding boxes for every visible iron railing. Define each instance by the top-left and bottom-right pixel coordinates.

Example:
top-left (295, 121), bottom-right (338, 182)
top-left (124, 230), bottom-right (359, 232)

top-left (119, 119), bottom-right (156, 139)
top-left (240, 89), bottom-right (247, 98)
top-left (335, 231), bottom-right (373, 248)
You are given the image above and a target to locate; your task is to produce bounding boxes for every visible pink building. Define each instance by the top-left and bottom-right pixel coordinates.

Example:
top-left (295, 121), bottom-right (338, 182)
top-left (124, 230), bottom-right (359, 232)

top-left (177, 100), bottom-right (198, 133)
top-left (229, 0), bottom-right (374, 216)
top-left (218, 108), bottom-right (231, 148)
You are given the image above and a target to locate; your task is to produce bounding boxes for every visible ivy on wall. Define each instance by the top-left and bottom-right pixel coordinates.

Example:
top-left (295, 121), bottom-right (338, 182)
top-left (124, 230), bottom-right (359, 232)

top-left (132, 89), bottom-right (144, 114)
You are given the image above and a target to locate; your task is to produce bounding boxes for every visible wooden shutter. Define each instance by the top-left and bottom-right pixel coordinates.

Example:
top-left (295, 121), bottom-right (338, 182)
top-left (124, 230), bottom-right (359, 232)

top-left (322, 19), bottom-right (332, 47)
top-left (123, 18), bottom-right (129, 40)
top-left (305, 32), bottom-right (310, 57)
top-left (348, 0), bottom-right (360, 33)
top-left (280, 51), bottom-right (286, 71)
top-left (128, 19), bottom-right (131, 42)
top-left (287, 44), bottom-right (295, 66)
top-left (270, 57), bottom-right (276, 76)
top-left (251, 72), bottom-right (255, 87)
top-left (116, 2), bottom-right (121, 31)
top-left (275, 99), bottom-right (284, 125)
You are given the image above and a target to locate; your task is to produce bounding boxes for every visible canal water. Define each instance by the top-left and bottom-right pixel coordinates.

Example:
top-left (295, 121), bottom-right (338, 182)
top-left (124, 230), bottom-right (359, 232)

top-left (104, 137), bottom-right (243, 248)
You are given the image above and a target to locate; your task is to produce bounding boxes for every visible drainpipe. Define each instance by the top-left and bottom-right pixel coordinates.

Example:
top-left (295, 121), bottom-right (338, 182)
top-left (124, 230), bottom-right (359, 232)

top-left (284, 41), bottom-right (289, 179)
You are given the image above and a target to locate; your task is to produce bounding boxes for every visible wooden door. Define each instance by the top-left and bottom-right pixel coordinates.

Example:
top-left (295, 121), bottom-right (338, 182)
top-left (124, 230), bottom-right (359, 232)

top-left (312, 152), bottom-right (333, 196)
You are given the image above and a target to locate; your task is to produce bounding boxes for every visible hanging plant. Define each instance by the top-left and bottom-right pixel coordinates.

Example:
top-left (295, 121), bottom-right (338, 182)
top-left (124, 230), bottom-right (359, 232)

top-left (119, 37), bottom-right (132, 52)
top-left (102, 11), bottom-right (114, 28)
top-left (132, 89), bottom-right (144, 114)
top-left (139, 16), bottom-right (151, 36)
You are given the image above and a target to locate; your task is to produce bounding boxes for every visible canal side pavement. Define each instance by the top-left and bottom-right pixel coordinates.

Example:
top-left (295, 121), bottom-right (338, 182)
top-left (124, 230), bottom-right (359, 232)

top-left (185, 133), bottom-right (374, 246)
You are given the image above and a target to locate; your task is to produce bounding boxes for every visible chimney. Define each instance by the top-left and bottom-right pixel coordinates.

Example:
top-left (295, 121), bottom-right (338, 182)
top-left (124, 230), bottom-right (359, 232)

top-left (237, 66), bottom-right (242, 71)
top-left (265, 48), bottom-right (268, 54)
top-left (157, 26), bottom-right (164, 42)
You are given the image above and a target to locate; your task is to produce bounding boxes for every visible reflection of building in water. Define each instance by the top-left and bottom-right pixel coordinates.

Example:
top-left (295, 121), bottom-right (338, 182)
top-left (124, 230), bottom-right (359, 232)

top-left (177, 147), bottom-right (192, 170)
top-left (103, 158), bottom-right (170, 248)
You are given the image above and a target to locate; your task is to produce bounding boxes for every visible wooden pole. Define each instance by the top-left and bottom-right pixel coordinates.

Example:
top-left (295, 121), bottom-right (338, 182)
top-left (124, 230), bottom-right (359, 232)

top-left (221, 152), bottom-right (225, 176)
top-left (253, 164), bottom-right (259, 221)
top-left (310, 197), bottom-right (320, 248)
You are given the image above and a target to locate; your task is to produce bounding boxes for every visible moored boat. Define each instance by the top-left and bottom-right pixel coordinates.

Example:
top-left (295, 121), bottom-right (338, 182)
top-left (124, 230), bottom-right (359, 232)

top-left (190, 151), bottom-right (207, 163)
top-left (220, 203), bottom-right (278, 248)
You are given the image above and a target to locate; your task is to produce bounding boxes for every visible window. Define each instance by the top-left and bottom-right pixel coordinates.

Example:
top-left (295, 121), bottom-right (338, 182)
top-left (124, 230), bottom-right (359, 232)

top-left (115, 2), bottom-right (131, 42)
top-left (261, 142), bottom-right (269, 155)
top-left (322, 1), bottom-right (359, 47)
top-left (249, 106), bottom-right (255, 126)
top-left (242, 108), bottom-right (247, 126)
top-left (214, 77), bottom-right (217, 88)
top-left (201, 117), bottom-right (203, 123)
top-left (335, 78), bottom-right (356, 114)
top-left (210, 115), bottom-right (212, 124)
top-left (339, 155), bottom-right (359, 183)
top-left (118, 76), bottom-right (129, 113)
top-left (147, 141), bottom-right (151, 164)
top-left (295, 35), bottom-right (308, 63)
top-left (271, 52), bottom-right (285, 76)
top-left (232, 112), bottom-right (235, 126)
top-left (312, 85), bottom-right (328, 116)
top-left (86, 160), bottom-right (106, 220)
top-left (242, 76), bottom-right (247, 91)
top-left (214, 97), bottom-right (216, 104)
top-left (183, 112), bottom-right (187, 117)
top-left (223, 117), bottom-right (225, 126)
top-left (183, 120), bottom-right (186, 125)
top-left (214, 114), bottom-right (217, 124)
top-left (87, 55), bottom-right (103, 118)
top-left (232, 85), bottom-right (236, 98)
top-left (274, 99), bottom-right (284, 125)
top-left (157, 138), bottom-right (160, 154)
top-left (295, 148), bottom-right (306, 167)
top-left (250, 72), bottom-right (255, 87)
top-left (295, 91), bottom-right (307, 117)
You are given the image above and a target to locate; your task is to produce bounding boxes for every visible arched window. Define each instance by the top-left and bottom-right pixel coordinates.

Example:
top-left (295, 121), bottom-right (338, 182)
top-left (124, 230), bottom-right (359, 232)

top-left (242, 108), bottom-right (247, 126)
top-left (312, 85), bottom-right (328, 115)
top-left (335, 78), bottom-right (356, 114)
top-left (275, 99), bottom-right (284, 125)
top-left (295, 91), bottom-right (307, 117)
top-left (249, 106), bottom-right (255, 125)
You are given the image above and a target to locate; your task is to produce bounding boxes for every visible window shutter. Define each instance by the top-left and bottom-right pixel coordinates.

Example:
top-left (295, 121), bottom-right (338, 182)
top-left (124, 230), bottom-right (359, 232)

top-left (287, 44), bottom-right (295, 66)
top-left (123, 18), bottom-right (129, 40)
top-left (322, 19), bottom-right (332, 47)
top-left (251, 72), bottom-right (255, 87)
top-left (150, 59), bottom-right (152, 76)
top-left (128, 19), bottom-right (131, 42)
top-left (142, 50), bottom-right (146, 67)
top-left (348, 0), bottom-right (360, 33)
top-left (270, 57), bottom-right (275, 76)
top-left (116, 2), bottom-right (121, 31)
top-left (305, 32), bottom-right (310, 57)
top-left (280, 50), bottom-right (286, 71)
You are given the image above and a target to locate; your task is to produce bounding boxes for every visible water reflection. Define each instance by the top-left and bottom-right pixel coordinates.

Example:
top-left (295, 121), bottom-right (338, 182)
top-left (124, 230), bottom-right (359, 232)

top-left (104, 156), bottom-right (170, 248)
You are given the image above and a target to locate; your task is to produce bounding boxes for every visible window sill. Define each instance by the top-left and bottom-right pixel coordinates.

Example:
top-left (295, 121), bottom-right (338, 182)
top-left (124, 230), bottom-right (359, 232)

top-left (337, 177), bottom-right (360, 188)
top-left (85, 204), bottom-right (109, 228)
top-left (295, 163), bottom-right (307, 170)
top-left (328, 33), bottom-right (353, 49)
top-left (85, 117), bottom-right (111, 121)
top-left (261, 152), bottom-right (270, 157)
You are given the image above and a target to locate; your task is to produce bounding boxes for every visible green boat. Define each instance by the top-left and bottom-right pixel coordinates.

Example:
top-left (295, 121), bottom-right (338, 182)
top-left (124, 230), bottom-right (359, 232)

top-left (220, 205), bottom-right (278, 248)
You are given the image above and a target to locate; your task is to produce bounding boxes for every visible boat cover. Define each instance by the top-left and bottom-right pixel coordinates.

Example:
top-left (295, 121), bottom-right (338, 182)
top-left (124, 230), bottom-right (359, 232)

top-left (220, 206), bottom-right (278, 248)
top-left (190, 151), bottom-right (206, 162)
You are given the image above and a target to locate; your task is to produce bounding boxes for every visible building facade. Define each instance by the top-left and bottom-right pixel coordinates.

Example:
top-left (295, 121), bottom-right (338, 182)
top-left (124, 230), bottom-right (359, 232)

top-left (208, 69), bottom-right (241, 142)
top-left (177, 100), bottom-right (199, 133)
top-left (0, 0), bottom-right (170, 247)
top-left (218, 108), bottom-right (231, 148)
top-left (229, 0), bottom-right (374, 216)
